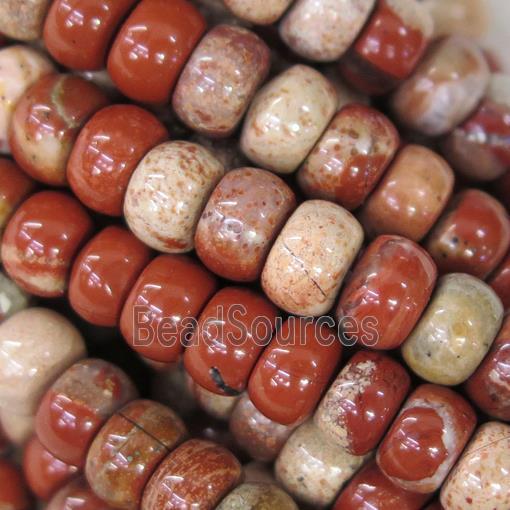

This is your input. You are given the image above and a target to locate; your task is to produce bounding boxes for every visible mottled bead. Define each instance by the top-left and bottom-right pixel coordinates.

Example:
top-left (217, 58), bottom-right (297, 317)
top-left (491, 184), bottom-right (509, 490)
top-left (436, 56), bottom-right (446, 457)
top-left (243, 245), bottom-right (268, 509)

top-left (0, 459), bottom-right (31, 510)
top-left (488, 250), bottom-right (510, 309)
top-left (217, 482), bottom-right (298, 510)
top-left (223, 0), bottom-right (293, 24)
top-left (46, 478), bottom-right (114, 510)
top-left (0, 0), bottom-right (51, 40)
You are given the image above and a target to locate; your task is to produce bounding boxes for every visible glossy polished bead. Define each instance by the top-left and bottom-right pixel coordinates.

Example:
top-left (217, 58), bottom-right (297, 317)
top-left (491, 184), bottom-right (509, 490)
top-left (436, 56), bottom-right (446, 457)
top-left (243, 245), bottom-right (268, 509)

top-left (68, 104), bottom-right (168, 216)
top-left (280, 0), bottom-right (375, 62)
top-left (241, 65), bottom-right (337, 174)
top-left (124, 141), bottom-right (224, 253)
top-left (44, 0), bottom-right (137, 70)
top-left (0, 0), bottom-right (50, 40)
top-left (217, 482), bottom-right (298, 510)
top-left (440, 421), bottom-right (510, 510)
top-left (248, 318), bottom-right (342, 425)
top-left (489, 250), bottom-right (510, 309)
top-left (223, 0), bottom-right (292, 24)
top-left (402, 273), bottom-right (503, 385)
top-left (262, 200), bottom-right (363, 316)
top-left (2, 191), bottom-right (93, 297)
top-left (360, 145), bottom-right (454, 241)
top-left (36, 358), bottom-right (138, 467)
top-left (47, 477), bottom-right (114, 510)
top-left (108, 0), bottom-right (206, 103)
top-left (86, 399), bottom-right (187, 510)
top-left (173, 25), bottom-right (270, 137)
top-left (142, 439), bottom-right (242, 510)
top-left (297, 104), bottom-right (399, 211)
top-left (0, 459), bottom-right (31, 510)
top-left (377, 384), bottom-right (476, 493)
top-left (426, 189), bottom-right (510, 279)
top-left (336, 235), bottom-right (437, 350)
top-left (195, 168), bottom-right (296, 282)
top-left (391, 35), bottom-right (490, 136)
top-left (121, 255), bottom-right (218, 362)
top-left (189, 380), bottom-right (240, 421)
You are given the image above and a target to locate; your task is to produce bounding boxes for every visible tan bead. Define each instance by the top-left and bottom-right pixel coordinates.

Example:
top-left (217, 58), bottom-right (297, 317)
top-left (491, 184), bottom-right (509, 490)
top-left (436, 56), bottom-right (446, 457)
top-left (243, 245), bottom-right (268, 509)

top-left (0, 0), bottom-right (51, 41)
top-left (223, 0), bottom-right (293, 24)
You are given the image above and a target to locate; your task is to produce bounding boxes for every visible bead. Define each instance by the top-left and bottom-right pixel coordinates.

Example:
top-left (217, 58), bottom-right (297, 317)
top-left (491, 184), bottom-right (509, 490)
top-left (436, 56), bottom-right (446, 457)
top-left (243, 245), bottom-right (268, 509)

top-left (280, 0), bottom-right (375, 62)
top-left (426, 189), bottom-right (510, 279)
top-left (2, 191), bottom-right (93, 297)
top-left (391, 35), bottom-right (490, 136)
top-left (0, 459), bottom-right (31, 510)
top-left (297, 104), bottom-right (399, 211)
top-left (360, 145), bottom-right (454, 242)
top-left (43, 0), bottom-right (137, 70)
top-left (488, 250), bottom-right (510, 309)
top-left (189, 380), bottom-right (240, 421)
top-left (0, 0), bottom-right (50, 41)
top-left (195, 168), bottom-right (296, 282)
top-left (47, 477), bottom-right (114, 510)
top-left (248, 317), bottom-right (342, 425)
top-left (262, 200), bottom-right (363, 316)
top-left (86, 399), bottom-right (187, 510)
top-left (0, 308), bottom-right (86, 415)
top-left (377, 384), bottom-right (476, 493)
top-left (223, 0), bottom-right (292, 24)
top-left (121, 255), bottom-right (218, 362)
top-left (124, 141), bottom-right (224, 253)
top-left (36, 358), bottom-right (138, 468)
top-left (315, 351), bottom-right (411, 455)
top-left (402, 273), bottom-right (503, 385)
top-left (217, 482), bottom-right (298, 510)
top-left (336, 235), bottom-right (437, 350)
top-left (108, 0), bottom-right (206, 103)
top-left (173, 25), bottom-right (270, 137)
top-left (440, 421), bottom-right (510, 510)
top-left (68, 104), bottom-right (168, 216)
top-left (241, 65), bottom-right (337, 174)
top-left (142, 439), bottom-right (242, 510)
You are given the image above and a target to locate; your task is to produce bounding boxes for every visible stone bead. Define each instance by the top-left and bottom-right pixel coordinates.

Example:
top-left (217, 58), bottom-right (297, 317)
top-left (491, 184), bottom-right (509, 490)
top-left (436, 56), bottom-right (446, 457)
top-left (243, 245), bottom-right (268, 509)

top-left (217, 482), bottom-right (298, 510)
top-left (336, 235), bottom-right (437, 350)
top-left (402, 273), bottom-right (503, 385)
top-left (68, 104), bottom-right (168, 216)
top-left (223, 0), bottom-right (292, 24)
top-left (0, 0), bottom-right (50, 41)
top-left (440, 421), bottom-right (510, 510)
top-left (0, 308), bottom-right (86, 415)
top-left (297, 104), bottom-right (399, 211)
top-left (173, 25), bottom-right (270, 137)
top-left (488, 250), bottom-right (510, 309)
top-left (1, 191), bottom-right (93, 297)
top-left (377, 384), bottom-right (476, 494)
top-left (0, 459), bottom-right (31, 510)
top-left (0, 45), bottom-right (54, 154)
top-left (241, 65), bottom-right (337, 174)
top-left (141, 439), bottom-right (242, 510)
top-left (189, 380), bottom-right (240, 421)
top-left (108, 0), bottom-right (206, 103)
top-left (280, 0), bottom-right (375, 62)
top-left (36, 358), bottom-right (138, 468)
top-left (0, 409), bottom-right (34, 445)
top-left (196, 168), bottom-right (296, 282)
top-left (46, 477), bottom-right (114, 510)
top-left (262, 200), bottom-right (363, 316)
top-left (86, 399), bottom-right (187, 510)
top-left (121, 255), bottom-right (218, 363)
top-left (360, 145), bottom-right (454, 242)
top-left (315, 351), bottom-right (411, 456)
top-left (124, 141), bottom-right (224, 253)
top-left (426, 189), bottom-right (510, 279)
top-left (391, 35), bottom-right (490, 136)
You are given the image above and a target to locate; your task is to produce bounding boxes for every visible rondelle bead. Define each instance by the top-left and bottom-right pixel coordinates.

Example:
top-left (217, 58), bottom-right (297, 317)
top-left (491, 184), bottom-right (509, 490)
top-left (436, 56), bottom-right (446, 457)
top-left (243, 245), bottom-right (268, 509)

top-left (108, 0), bottom-right (206, 103)
top-left (223, 0), bottom-right (293, 24)
top-left (1, 191), bottom-right (93, 297)
top-left (0, 459), bottom-right (31, 510)
top-left (402, 273), bottom-right (503, 385)
top-left (0, 0), bottom-right (50, 41)
top-left (391, 35), bottom-right (490, 136)
top-left (241, 65), bottom-right (337, 174)
top-left (141, 439), bottom-right (242, 510)
top-left (217, 482), bottom-right (298, 510)
top-left (9, 74), bottom-right (108, 186)
top-left (189, 380), bottom-right (240, 421)
top-left (297, 104), bottom-right (399, 211)
top-left (86, 399), bottom-right (187, 510)
top-left (488, 250), bottom-right (510, 309)
top-left (426, 189), bottom-right (510, 279)
top-left (124, 141), bottom-right (224, 253)
top-left (173, 25), bottom-right (270, 137)
top-left (360, 145), bottom-right (454, 241)
top-left (195, 168), bottom-right (296, 282)
top-left (262, 200), bottom-right (363, 316)
top-left (46, 477), bottom-right (114, 510)
top-left (67, 104), bottom-right (168, 216)
top-left (377, 384), bottom-right (476, 493)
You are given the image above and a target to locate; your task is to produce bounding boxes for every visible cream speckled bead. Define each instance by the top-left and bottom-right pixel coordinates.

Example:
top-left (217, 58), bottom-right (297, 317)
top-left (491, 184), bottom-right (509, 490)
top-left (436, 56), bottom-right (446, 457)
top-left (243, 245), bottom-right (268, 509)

top-left (223, 0), bottom-right (293, 24)
top-left (0, 308), bottom-right (86, 415)
top-left (217, 482), bottom-right (298, 510)
top-left (280, 0), bottom-right (375, 62)
top-left (262, 200), bottom-right (363, 316)
top-left (124, 141), bottom-right (224, 253)
top-left (240, 65), bottom-right (337, 174)
top-left (0, 0), bottom-right (51, 41)
top-left (402, 273), bottom-right (503, 385)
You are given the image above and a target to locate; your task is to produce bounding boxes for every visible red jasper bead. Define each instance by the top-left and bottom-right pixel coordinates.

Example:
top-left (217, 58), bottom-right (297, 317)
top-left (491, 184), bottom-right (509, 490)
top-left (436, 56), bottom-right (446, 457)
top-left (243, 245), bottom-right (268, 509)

top-left (107, 0), bottom-right (206, 103)
top-left (9, 74), bottom-right (108, 186)
top-left (248, 317), bottom-right (342, 425)
top-left (488, 250), bottom-right (510, 309)
top-left (68, 104), bottom-right (168, 216)
top-left (0, 459), bottom-right (31, 510)
top-left (47, 477), bottom-right (114, 510)
top-left (1, 191), bottom-right (93, 297)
